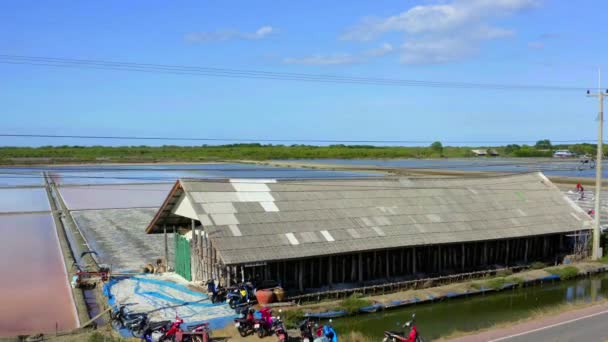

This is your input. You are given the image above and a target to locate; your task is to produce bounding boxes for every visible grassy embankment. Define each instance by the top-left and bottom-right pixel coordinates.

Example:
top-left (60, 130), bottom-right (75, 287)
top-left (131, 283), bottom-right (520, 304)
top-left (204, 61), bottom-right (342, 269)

top-left (0, 143), bottom-right (592, 165)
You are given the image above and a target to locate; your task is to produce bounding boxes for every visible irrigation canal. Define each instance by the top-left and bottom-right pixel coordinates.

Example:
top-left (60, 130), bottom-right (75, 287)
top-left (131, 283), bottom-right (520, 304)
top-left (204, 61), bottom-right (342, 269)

top-left (333, 272), bottom-right (608, 341)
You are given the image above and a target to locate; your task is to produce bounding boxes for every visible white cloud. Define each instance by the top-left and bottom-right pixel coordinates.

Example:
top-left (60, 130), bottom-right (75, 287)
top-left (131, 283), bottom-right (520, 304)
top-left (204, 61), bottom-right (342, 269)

top-left (340, 0), bottom-right (539, 64)
top-left (527, 32), bottom-right (558, 49)
top-left (185, 26), bottom-right (274, 43)
top-left (528, 41), bottom-right (544, 49)
top-left (364, 43), bottom-right (394, 57)
top-left (283, 54), bottom-right (360, 65)
top-left (283, 43), bottom-right (396, 65)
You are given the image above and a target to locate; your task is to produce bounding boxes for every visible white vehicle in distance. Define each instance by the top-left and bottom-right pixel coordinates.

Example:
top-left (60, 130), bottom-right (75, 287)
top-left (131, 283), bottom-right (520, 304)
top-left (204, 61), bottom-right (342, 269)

top-left (553, 150), bottom-right (576, 158)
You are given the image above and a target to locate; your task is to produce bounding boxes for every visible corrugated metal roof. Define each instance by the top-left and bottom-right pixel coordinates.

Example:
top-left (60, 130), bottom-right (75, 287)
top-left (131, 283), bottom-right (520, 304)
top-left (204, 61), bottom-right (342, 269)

top-left (146, 173), bottom-right (591, 265)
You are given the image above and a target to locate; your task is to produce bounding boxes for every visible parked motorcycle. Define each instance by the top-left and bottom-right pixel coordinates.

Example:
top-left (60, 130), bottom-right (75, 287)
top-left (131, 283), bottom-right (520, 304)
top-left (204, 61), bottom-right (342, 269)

top-left (299, 318), bottom-right (314, 342)
top-left (272, 313), bottom-right (288, 342)
top-left (140, 320), bottom-right (172, 342)
top-left (111, 303), bottom-right (148, 337)
top-left (145, 316), bottom-right (210, 342)
top-left (227, 283), bottom-right (255, 309)
top-left (234, 307), bottom-right (256, 337)
top-left (206, 279), bottom-right (227, 304)
top-left (383, 314), bottom-right (424, 342)
top-left (254, 307), bottom-right (274, 338)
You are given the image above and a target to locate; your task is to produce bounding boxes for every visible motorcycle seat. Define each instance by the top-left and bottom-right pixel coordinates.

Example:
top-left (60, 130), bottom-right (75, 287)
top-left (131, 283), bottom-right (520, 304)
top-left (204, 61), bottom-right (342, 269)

top-left (147, 320), bottom-right (171, 330)
top-left (123, 313), bottom-right (147, 321)
top-left (386, 330), bottom-right (406, 336)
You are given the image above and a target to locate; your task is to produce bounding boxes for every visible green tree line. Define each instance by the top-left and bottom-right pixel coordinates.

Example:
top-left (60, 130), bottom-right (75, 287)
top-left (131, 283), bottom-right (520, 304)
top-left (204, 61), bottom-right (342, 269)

top-left (0, 140), bottom-right (597, 165)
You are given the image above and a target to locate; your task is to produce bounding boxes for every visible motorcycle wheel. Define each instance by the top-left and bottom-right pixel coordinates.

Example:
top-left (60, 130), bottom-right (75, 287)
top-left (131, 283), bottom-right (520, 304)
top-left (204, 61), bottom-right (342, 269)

top-left (239, 327), bottom-right (248, 337)
top-left (416, 336), bottom-right (425, 342)
top-left (229, 298), bottom-right (237, 309)
top-left (257, 328), bottom-right (265, 338)
top-left (130, 325), bottom-right (145, 338)
top-left (111, 318), bottom-right (122, 331)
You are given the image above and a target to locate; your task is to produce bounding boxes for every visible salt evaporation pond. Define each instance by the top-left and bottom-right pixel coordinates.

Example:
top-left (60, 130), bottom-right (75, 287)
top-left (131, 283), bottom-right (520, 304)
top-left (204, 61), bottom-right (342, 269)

top-left (0, 214), bottom-right (78, 336)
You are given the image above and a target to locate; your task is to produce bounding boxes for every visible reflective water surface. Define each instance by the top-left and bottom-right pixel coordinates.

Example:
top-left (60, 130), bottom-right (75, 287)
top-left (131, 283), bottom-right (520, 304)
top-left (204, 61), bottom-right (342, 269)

top-left (0, 214), bottom-right (78, 336)
top-left (0, 188), bottom-right (50, 212)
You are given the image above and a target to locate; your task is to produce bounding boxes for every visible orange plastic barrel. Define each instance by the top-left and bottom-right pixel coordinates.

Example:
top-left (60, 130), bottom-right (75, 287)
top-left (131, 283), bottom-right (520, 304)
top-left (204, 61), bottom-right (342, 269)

top-left (256, 289), bottom-right (274, 305)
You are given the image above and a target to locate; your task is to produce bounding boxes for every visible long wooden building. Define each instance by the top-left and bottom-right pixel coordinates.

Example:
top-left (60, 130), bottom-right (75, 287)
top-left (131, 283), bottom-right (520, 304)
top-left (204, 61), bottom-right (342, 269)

top-left (146, 172), bottom-right (591, 292)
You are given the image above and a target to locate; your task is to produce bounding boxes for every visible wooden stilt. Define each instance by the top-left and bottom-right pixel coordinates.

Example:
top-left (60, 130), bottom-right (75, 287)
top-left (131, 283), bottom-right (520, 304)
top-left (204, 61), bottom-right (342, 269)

top-left (505, 240), bottom-right (510, 266)
top-left (342, 257), bottom-right (346, 283)
top-left (524, 239), bottom-right (529, 263)
top-left (461, 243), bottom-right (465, 270)
top-left (438, 245), bottom-right (442, 273)
top-left (298, 260), bottom-right (304, 292)
top-left (412, 247), bottom-right (417, 274)
top-left (328, 256), bottom-right (333, 287)
top-left (483, 242), bottom-right (488, 266)
top-left (358, 253), bottom-right (363, 283)
top-left (373, 251), bottom-right (377, 277)
top-left (351, 255), bottom-right (356, 282)
top-left (163, 225), bottom-right (169, 269)
top-left (386, 250), bottom-right (390, 279)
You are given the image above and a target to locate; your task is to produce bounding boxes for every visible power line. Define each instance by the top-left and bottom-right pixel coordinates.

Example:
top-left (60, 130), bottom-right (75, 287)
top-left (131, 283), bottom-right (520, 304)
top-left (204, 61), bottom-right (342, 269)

top-left (0, 54), bottom-right (591, 92)
top-left (0, 133), bottom-right (598, 144)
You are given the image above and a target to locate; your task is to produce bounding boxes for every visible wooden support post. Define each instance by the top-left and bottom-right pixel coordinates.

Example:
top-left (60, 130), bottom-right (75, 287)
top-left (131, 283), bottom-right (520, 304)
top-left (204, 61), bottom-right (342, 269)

top-left (227, 266), bottom-right (232, 287)
top-left (310, 259), bottom-right (315, 288)
top-left (318, 257), bottom-right (323, 287)
top-left (524, 239), bottom-right (529, 264)
top-left (351, 255), bottom-right (356, 282)
top-left (163, 225), bottom-right (169, 268)
top-left (173, 226), bottom-right (177, 269)
top-left (392, 254), bottom-right (396, 277)
top-left (298, 260), bottom-right (304, 292)
top-left (412, 247), bottom-right (417, 274)
top-left (241, 266), bottom-right (245, 283)
top-left (438, 245), bottom-right (442, 273)
top-left (505, 240), bottom-right (510, 266)
top-left (483, 242), bottom-right (488, 266)
top-left (400, 249), bottom-right (405, 273)
top-left (461, 243), bottom-right (465, 270)
top-left (358, 253), bottom-right (363, 283)
top-left (342, 257), bottom-right (346, 283)
top-left (328, 256), bottom-right (333, 287)
top-left (386, 250), bottom-right (390, 278)
top-left (373, 251), bottom-right (377, 277)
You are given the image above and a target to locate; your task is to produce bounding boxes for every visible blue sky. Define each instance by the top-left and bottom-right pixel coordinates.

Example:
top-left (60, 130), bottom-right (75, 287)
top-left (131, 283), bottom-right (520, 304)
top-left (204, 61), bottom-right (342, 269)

top-left (1, 0), bottom-right (607, 147)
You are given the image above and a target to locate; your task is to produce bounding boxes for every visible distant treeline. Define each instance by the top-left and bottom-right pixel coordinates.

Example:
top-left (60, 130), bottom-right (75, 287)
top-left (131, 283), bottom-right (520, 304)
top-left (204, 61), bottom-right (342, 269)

top-left (0, 140), bottom-right (598, 165)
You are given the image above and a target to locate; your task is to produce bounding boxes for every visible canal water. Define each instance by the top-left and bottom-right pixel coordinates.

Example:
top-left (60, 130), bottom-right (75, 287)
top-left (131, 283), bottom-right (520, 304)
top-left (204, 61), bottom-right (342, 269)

top-left (333, 273), bottom-right (608, 341)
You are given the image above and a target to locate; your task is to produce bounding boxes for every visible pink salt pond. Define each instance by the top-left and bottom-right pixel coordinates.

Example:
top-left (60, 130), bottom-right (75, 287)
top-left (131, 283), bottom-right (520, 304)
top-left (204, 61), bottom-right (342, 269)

top-left (0, 213), bottom-right (78, 336)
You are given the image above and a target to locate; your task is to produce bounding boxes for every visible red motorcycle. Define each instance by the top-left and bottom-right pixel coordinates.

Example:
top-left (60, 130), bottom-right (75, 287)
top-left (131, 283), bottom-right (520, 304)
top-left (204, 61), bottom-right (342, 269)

top-left (383, 314), bottom-right (424, 342)
top-left (157, 316), bottom-right (210, 342)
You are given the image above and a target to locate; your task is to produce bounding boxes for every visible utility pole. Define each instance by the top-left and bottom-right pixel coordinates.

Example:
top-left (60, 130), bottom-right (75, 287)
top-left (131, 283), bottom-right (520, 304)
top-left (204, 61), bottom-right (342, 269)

top-left (587, 69), bottom-right (608, 260)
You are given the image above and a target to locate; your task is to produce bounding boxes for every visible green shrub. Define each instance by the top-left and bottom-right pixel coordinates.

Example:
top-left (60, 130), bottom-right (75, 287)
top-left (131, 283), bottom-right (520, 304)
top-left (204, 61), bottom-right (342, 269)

top-left (530, 261), bottom-right (546, 270)
top-left (484, 277), bottom-right (507, 290)
top-left (339, 294), bottom-right (372, 314)
top-left (496, 269), bottom-right (513, 277)
top-left (547, 266), bottom-right (579, 280)
top-left (505, 276), bottom-right (524, 286)
top-left (281, 309), bottom-right (304, 329)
